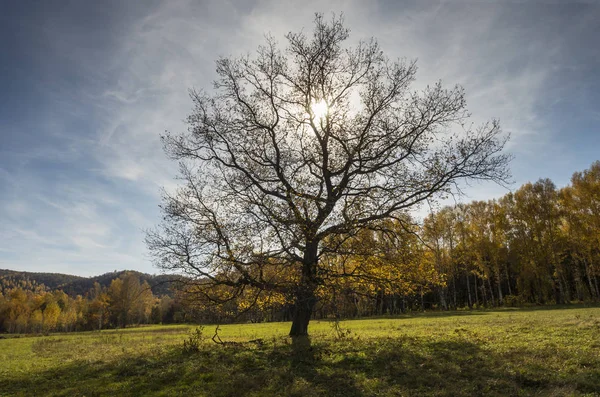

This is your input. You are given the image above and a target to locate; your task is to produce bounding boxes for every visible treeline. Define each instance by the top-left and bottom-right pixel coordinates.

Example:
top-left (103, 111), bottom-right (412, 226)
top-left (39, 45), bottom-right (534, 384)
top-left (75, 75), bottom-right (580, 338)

top-left (178, 161), bottom-right (600, 323)
top-left (335, 161), bottom-right (600, 314)
top-left (0, 272), bottom-right (189, 334)
top-left (3, 162), bottom-right (598, 330)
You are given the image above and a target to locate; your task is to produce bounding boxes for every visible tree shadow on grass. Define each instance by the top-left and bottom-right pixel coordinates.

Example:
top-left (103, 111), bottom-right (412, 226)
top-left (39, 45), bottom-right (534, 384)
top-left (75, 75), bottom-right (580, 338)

top-left (1, 335), bottom-right (598, 397)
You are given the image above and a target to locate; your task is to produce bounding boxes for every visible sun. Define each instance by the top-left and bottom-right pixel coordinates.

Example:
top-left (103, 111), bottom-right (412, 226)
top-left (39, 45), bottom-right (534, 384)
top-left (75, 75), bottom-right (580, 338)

top-left (310, 99), bottom-right (329, 121)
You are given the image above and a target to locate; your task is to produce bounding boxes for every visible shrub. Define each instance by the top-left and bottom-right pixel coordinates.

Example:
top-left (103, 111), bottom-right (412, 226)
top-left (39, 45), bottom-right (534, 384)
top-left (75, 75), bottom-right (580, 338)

top-left (182, 326), bottom-right (205, 353)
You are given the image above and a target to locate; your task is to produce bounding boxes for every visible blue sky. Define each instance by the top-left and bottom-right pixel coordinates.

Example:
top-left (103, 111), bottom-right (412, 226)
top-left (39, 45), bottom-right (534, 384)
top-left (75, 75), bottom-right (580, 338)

top-left (1, 0), bottom-right (599, 277)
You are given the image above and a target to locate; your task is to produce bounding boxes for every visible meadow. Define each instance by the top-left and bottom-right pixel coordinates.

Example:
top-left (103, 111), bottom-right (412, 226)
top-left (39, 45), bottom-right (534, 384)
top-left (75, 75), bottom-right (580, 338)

top-left (1, 306), bottom-right (599, 396)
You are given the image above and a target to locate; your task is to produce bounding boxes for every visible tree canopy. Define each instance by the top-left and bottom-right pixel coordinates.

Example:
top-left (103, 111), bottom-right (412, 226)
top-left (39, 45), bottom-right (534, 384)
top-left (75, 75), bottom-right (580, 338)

top-left (147, 14), bottom-right (511, 336)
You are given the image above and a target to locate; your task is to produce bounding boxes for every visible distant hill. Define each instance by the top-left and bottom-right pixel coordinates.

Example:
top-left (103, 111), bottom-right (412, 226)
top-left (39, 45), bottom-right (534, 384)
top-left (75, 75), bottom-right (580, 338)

top-left (0, 269), bottom-right (85, 290)
top-left (0, 269), bottom-right (177, 297)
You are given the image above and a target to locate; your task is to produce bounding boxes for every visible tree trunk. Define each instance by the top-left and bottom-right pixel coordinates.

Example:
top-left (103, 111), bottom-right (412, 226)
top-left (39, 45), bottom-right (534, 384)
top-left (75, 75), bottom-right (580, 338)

top-left (561, 274), bottom-right (570, 303)
top-left (496, 272), bottom-right (503, 305)
top-left (481, 277), bottom-right (488, 307)
top-left (584, 258), bottom-right (597, 301)
top-left (537, 277), bottom-right (546, 304)
top-left (452, 275), bottom-right (457, 309)
top-left (289, 241), bottom-right (319, 337)
top-left (474, 275), bottom-right (480, 307)
top-left (439, 286), bottom-right (448, 311)
top-left (487, 277), bottom-right (496, 307)
top-left (505, 262), bottom-right (513, 296)
top-left (553, 279), bottom-right (562, 304)
top-left (289, 287), bottom-right (316, 336)
top-left (551, 264), bottom-right (562, 304)
top-left (354, 294), bottom-right (360, 317)
top-left (497, 282), bottom-right (503, 305)
top-left (573, 263), bottom-right (584, 301)
top-left (466, 273), bottom-right (473, 309)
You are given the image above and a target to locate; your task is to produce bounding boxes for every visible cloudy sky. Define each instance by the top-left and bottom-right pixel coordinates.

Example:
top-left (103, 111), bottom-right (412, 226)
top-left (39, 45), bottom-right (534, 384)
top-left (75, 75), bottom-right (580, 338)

top-left (1, 0), bottom-right (598, 277)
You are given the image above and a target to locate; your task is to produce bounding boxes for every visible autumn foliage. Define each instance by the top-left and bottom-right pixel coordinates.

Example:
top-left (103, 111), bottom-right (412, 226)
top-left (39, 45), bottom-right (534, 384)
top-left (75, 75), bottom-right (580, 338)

top-left (173, 161), bottom-right (600, 322)
top-left (0, 272), bottom-right (177, 333)
top-left (3, 161), bottom-right (599, 333)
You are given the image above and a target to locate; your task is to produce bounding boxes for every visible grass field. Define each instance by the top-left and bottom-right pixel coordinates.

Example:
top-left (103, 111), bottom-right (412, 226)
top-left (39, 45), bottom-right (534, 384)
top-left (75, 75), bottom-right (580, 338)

top-left (1, 306), bottom-right (599, 396)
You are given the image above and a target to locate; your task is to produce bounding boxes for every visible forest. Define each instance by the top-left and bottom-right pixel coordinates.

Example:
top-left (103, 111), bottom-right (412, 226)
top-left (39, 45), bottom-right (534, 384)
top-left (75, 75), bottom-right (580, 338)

top-left (0, 272), bottom-right (180, 333)
top-left (2, 161), bottom-right (598, 334)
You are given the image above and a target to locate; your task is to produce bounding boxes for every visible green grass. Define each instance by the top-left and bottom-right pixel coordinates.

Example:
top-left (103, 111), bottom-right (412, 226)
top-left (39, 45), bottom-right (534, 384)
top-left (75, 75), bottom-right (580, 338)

top-left (1, 306), bottom-right (600, 396)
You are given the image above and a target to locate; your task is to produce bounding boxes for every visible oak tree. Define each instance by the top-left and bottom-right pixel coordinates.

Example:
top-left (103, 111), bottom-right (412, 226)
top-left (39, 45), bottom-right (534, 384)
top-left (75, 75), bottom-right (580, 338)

top-left (147, 14), bottom-right (511, 336)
